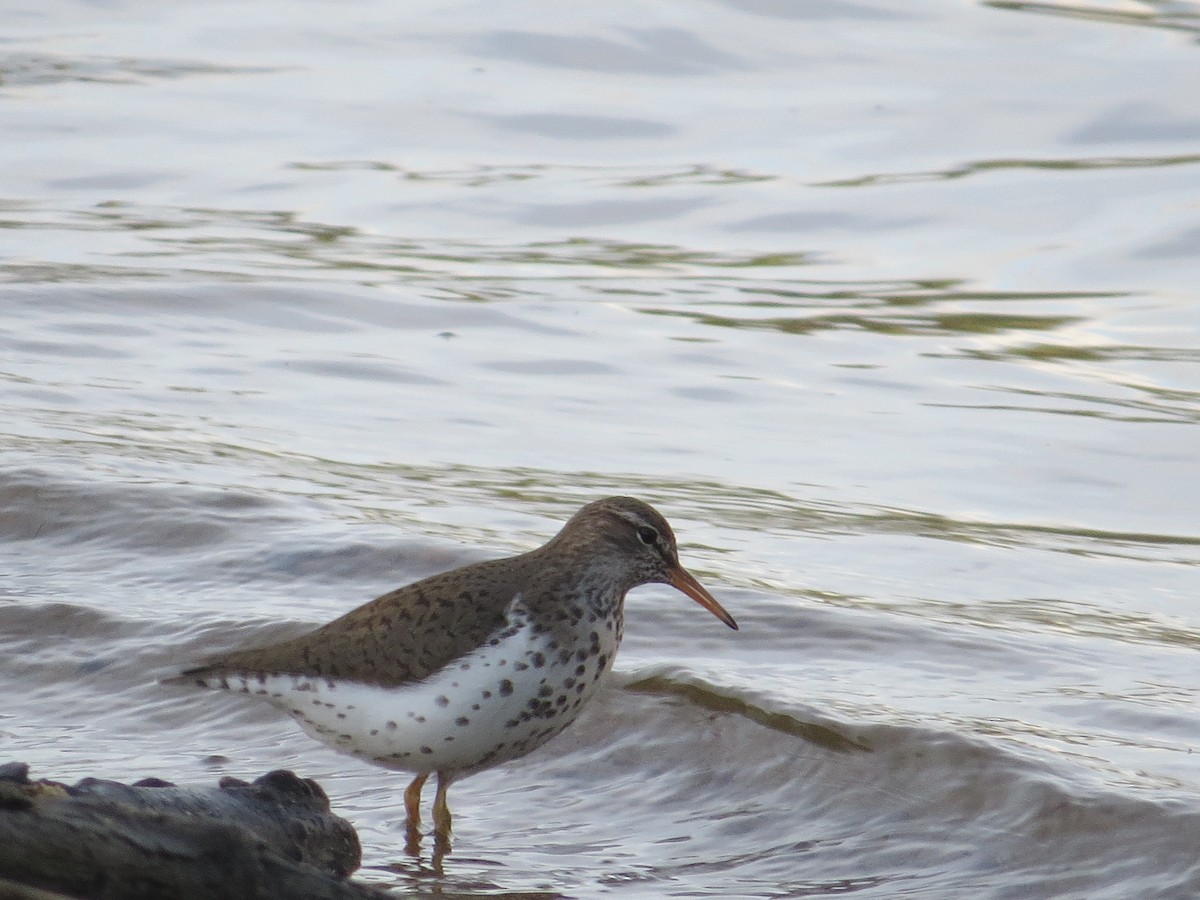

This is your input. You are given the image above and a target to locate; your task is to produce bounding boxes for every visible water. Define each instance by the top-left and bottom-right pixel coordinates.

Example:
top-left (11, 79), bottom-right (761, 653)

top-left (2, 0), bottom-right (1199, 897)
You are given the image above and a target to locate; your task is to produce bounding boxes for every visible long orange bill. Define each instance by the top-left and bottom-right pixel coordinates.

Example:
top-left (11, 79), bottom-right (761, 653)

top-left (668, 566), bottom-right (738, 631)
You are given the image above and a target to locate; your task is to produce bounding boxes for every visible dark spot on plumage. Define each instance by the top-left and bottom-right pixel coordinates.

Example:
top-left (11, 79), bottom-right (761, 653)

top-left (575, 648), bottom-right (589, 663)
top-left (532, 652), bottom-right (546, 668)
top-left (370, 729), bottom-right (378, 736)
top-left (555, 695), bottom-right (568, 706)
top-left (574, 664), bottom-right (586, 677)
top-left (482, 690), bottom-right (492, 699)
top-left (597, 653), bottom-right (609, 670)
top-left (557, 648), bottom-right (572, 665)
top-left (435, 695), bottom-right (449, 708)
top-left (386, 721), bottom-right (397, 730)
top-left (472, 703), bottom-right (480, 711)
top-left (455, 716), bottom-right (469, 726)
top-left (416, 715), bottom-right (426, 723)
top-left (563, 677), bottom-right (576, 689)
top-left (420, 746), bottom-right (433, 754)
top-left (336, 713), bottom-right (346, 719)
top-left (514, 662), bottom-right (528, 672)
top-left (505, 719), bottom-right (519, 728)
top-left (537, 684), bottom-right (553, 698)
top-left (499, 679), bottom-right (514, 696)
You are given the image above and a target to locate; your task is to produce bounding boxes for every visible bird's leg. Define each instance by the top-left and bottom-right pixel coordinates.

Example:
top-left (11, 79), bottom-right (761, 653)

top-left (404, 773), bottom-right (429, 830)
top-left (403, 772), bottom-right (429, 857)
top-left (432, 771), bottom-right (453, 841)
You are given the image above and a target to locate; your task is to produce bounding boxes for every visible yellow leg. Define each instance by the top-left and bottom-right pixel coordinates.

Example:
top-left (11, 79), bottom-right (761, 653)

top-left (404, 772), bottom-right (429, 831)
top-left (432, 771), bottom-right (453, 839)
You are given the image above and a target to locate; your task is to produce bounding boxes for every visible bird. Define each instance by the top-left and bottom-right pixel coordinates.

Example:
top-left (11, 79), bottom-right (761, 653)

top-left (174, 496), bottom-right (737, 847)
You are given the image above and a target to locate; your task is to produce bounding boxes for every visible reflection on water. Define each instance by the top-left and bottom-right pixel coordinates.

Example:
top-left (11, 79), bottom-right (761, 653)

top-left (816, 152), bottom-right (1200, 187)
top-left (0, 53), bottom-right (282, 87)
top-left (640, 290), bottom-right (1098, 337)
top-left (985, 0), bottom-right (1200, 38)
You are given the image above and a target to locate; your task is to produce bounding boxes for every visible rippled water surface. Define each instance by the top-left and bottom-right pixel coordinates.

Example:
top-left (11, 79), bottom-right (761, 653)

top-left (3, 1), bottom-right (1199, 897)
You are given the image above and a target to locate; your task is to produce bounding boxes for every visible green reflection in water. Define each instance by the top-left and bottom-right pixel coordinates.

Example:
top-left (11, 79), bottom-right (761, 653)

top-left (88, 204), bottom-right (816, 274)
top-left (11, 413), bottom-right (1196, 568)
top-left (0, 263), bottom-right (169, 284)
top-left (939, 596), bottom-right (1200, 648)
top-left (930, 387), bottom-right (1200, 425)
top-left (642, 306), bottom-right (1083, 338)
top-left (817, 153), bottom-right (1200, 188)
top-left (636, 280), bottom-right (1119, 338)
top-left (289, 160), bottom-right (775, 188)
top-left (954, 343), bottom-right (1198, 364)
top-left (0, 54), bottom-right (281, 88)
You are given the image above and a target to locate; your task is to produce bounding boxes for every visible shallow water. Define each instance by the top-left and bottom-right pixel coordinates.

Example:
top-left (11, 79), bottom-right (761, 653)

top-left (2, 0), bottom-right (1200, 897)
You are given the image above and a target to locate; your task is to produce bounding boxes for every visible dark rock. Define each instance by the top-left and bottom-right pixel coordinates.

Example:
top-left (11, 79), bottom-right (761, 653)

top-left (0, 763), bottom-right (392, 900)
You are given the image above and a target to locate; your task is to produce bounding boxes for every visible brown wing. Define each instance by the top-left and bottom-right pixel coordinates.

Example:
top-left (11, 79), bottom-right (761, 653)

top-left (179, 555), bottom-right (529, 688)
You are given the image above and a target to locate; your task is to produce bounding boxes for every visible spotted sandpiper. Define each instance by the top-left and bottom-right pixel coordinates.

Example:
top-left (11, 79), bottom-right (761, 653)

top-left (176, 497), bottom-right (737, 846)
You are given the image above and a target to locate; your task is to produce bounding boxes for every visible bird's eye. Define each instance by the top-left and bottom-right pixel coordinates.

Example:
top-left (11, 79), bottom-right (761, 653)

top-left (636, 526), bottom-right (659, 546)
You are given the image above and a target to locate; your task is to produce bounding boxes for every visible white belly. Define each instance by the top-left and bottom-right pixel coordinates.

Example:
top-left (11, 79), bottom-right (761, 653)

top-left (205, 619), bottom-right (620, 776)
